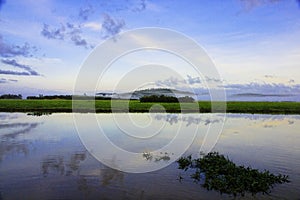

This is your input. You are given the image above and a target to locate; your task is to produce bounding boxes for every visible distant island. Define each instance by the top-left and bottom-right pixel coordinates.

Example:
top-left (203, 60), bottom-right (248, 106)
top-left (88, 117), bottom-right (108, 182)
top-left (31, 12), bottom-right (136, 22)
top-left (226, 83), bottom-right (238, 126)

top-left (96, 88), bottom-right (195, 100)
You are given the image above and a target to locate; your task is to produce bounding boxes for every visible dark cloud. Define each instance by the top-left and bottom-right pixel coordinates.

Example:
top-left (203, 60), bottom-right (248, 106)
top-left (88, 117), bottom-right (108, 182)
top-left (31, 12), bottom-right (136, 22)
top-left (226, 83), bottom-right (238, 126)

top-left (40, 3), bottom-right (133, 47)
top-left (70, 34), bottom-right (88, 47)
top-left (66, 22), bottom-right (75, 29)
top-left (101, 13), bottom-right (125, 39)
top-left (1, 59), bottom-right (41, 76)
top-left (0, 69), bottom-right (31, 76)
top-left (40, 1), bottom-right (147, 47)
top-left (41, 23), bottom-right (91, 49)
top-left (0, 34), bottom-right (36, 58)
top-left (66, 23), bottom-right (82, 36)
top-left (67, 23), bottom-right (90, 48)
top-left (41, 23), bottom-right (65, 40)
top-left (78, 5), bottom-right (94, 21)
top-left (0, 78), bottom-right (17, 84)
top-left (0, 0), bottom-right (5, 10)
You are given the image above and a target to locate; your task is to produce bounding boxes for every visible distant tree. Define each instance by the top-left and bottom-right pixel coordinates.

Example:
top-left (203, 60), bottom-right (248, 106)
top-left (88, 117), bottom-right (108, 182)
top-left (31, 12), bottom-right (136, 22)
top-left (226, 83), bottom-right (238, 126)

top-left (0, 94), bottom-right (22, 99)
top-left (140, 95), bottom-right (178, 103)
top-left (140, 95), bottom-right (194, 103)
top-left (26, 94), bottom-right (112, 100)
top-left (27, 95), bottom-right (72, 100)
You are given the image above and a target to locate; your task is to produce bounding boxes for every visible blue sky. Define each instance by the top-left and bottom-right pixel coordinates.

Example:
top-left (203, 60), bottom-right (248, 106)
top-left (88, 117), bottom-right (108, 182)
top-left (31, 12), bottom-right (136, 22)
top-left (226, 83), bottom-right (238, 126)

top-left (0, 0), bottom-right (300, 101)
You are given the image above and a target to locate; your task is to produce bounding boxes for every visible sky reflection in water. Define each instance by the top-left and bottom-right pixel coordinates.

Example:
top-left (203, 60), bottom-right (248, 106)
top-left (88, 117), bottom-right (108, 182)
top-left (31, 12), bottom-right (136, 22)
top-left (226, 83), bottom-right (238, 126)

top-left (0, 112), bottom-right (299, 199)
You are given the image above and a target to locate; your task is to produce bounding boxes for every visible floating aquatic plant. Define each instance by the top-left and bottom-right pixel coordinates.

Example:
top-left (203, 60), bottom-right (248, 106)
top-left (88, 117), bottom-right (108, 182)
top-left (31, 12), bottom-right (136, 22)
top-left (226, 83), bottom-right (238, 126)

top-left (177, 152), bottom-right (290, 197)
top-left (142, 151), bottom-right (171, 162)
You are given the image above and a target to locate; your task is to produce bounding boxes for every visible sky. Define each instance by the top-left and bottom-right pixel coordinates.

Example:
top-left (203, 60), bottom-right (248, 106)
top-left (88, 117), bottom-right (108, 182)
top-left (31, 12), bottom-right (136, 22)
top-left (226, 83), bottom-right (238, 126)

top-left (0, 0), bottom-right (300, 101)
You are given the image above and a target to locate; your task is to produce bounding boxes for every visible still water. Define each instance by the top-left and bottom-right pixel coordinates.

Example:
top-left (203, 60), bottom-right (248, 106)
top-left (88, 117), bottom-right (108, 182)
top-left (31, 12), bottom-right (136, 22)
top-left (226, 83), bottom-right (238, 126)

top-left (0, 112), bottom-right (299, 199)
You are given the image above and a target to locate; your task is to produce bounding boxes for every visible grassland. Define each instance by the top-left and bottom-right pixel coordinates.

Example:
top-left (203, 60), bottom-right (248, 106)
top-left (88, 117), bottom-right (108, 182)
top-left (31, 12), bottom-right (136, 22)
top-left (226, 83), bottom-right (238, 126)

top-left (0, 99), bottom-right (299, 114)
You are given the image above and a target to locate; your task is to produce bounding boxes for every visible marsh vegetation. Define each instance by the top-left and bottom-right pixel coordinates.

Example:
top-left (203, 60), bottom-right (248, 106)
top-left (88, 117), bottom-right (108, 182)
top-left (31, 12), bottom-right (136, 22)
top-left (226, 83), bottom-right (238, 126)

top-left (0, 99), bottom-right (300, 114)
top-left (177, 152), bottom-right (290, 197)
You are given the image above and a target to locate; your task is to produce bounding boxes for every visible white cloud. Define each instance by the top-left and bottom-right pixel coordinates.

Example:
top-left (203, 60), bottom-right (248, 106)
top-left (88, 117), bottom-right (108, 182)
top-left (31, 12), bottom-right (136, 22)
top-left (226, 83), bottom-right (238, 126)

top-left (83, 22), bottom-right (102, 31)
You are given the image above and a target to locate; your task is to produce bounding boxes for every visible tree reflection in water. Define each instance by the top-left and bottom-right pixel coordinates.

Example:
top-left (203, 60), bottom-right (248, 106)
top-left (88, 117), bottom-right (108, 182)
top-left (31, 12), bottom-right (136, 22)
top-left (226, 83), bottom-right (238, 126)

top-left (41, 151), bottom-right (126, 197)
top-left (41, 151), bottom-right (86, 176)
top-left (100, 165), bottom-right (124, 186)
top-left (0, 121), bottom-right (40, 162)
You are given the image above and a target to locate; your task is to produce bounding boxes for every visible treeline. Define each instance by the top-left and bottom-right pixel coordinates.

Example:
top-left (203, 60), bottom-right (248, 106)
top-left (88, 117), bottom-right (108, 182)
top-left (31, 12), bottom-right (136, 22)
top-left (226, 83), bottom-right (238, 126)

top-left (27, 95), bottom-right (73, 100)
top-left (27, 95), bottom-right (111, 100)
top-left (0, 94), bottom-right (22, 99)
top-left (140, 95), bottom-right (194, 103)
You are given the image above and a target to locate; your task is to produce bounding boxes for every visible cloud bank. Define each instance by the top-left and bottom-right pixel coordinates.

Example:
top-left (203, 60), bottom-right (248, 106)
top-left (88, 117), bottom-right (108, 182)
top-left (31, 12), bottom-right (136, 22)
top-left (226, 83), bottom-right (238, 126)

top-left (154, 75), bottom-right (300, 101)
top-left (1, 59), bottom-right (41, 76)
top-left (0, 34), bottom-right (36, 58)
top-left (224, 82), bottom-right (300, 93)
top-left (0, 35), bottom-right (41, 79)
top-left (156, 75), bottom-right (223, 88)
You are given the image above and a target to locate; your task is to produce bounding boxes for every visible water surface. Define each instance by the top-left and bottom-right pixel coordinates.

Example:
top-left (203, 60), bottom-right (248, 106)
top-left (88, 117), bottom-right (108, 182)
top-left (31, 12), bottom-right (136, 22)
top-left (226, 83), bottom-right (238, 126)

top-left (0, 112), bottom-right (299, 199)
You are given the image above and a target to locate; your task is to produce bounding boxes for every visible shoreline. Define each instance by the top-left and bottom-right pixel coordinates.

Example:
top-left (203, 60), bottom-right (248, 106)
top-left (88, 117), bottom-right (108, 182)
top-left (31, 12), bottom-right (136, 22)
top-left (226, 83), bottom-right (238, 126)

top-left (0, 99), bottom-right (300, 114)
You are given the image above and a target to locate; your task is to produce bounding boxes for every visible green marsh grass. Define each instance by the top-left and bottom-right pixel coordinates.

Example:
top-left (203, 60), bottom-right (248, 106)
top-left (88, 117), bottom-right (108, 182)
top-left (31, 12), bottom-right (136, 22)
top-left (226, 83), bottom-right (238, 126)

top-left (0, 99), bottom-right (299, 114)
